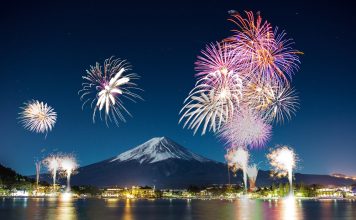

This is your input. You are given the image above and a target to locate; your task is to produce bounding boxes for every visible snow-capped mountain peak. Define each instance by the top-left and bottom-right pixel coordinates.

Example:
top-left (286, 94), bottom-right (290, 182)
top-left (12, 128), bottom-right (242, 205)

top-left (110, 137), bottom-right (210, 164)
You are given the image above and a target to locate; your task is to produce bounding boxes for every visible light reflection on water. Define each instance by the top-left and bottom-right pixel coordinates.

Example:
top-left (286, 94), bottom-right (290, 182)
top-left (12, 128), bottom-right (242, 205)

top-left (56, 199), bottom-right (77, 220)
top-left (0, 197), bottom-right (356, 220)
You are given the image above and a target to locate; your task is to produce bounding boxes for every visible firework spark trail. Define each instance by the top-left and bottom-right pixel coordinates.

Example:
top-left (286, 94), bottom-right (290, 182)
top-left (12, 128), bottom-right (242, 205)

top-left (19, 100), bottom-right (57, 134)
top-left (60, 155), bottom-right (78, 192)
top-left (225, 147), bottom-right (249, 191)
top-left (43, 155), bottom-right (61, 191)
top-left (267, 146), bottom-right (298, 195)
top-left (219, 108), bottom-right (272, 149)
top-left (79, 57), bottom-right (142, 126)
top-left (247, 164), bottom-right (258, 191)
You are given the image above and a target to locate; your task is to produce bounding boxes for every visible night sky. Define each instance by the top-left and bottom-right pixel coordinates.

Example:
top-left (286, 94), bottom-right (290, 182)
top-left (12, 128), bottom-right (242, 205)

top-left (1, 0), bottom-right (355, 176)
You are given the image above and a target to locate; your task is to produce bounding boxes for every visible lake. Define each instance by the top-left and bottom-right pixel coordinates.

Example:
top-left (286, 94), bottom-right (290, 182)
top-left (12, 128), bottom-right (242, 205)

top-left (0, 197), bottom-right (356, 220)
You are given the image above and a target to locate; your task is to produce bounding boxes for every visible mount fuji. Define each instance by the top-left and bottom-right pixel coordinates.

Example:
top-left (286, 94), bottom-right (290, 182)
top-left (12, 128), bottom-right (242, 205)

top-left (70, 137), bottom-right (229, 188)
top-left (109, 137), bottom-right (210, 164)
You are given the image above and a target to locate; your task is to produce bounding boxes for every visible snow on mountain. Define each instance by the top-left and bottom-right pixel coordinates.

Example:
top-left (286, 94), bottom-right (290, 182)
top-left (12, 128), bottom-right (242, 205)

top-left (110, 137), bottom-right (210, 164)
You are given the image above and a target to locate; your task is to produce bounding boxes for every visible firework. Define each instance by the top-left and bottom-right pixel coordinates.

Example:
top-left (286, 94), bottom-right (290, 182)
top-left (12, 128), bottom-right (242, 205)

top-left (19, 100), bottom-right (57, 134)
top-left (35, 160), bottom-right (41, 188)
top-left (219, 108), bottom-right (272, 148)
top-left (79, 57), bottom-right (142, 126)
top-left (180, 42), bottom-right (245, 135)
top-left (267, 146), bottom-right (298, 195)
top-left (261, 84), bottom-right (299, 123)
top-left (247, 164), bottom-right (259, 191)
top-left (225, 147), bottom-right (249, 191)
top-left (243, 79), bottom-right (277, 111)
top-left (226, 11), bottom-right (301, 84)
top-left (244, 80), bottom-right (299, 123)
top-left (195, 42), bottom-right (244, 78)
top-left (43, 155), bottom-right (61, 191)
top-left (60, 155), bottom-right (78, 192)
top-left (179, 89), bottom-right (230, 135)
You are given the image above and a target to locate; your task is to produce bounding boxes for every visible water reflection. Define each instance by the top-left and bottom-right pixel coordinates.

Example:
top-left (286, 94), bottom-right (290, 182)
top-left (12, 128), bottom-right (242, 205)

top-left (105, 198), bottom-right (119, 208)
top-left (281, 196), bottom-right (301, 220)
top-left (56, 197), bottom-right (77, 220)
top-left (1, 198), bottom-right (356, 220)
top-left (123, 199), bottom-right (133, 220)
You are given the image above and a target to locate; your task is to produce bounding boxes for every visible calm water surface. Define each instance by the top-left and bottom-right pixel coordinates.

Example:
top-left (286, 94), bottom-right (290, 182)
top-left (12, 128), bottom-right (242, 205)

top-left (0, 197), bottom-right (356, 220)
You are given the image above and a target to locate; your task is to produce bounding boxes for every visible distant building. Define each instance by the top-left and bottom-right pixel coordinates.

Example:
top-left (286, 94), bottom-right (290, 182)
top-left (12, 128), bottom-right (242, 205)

top-left (101, 186), bottom-right (156, 198)
top-left (316, 186), bottom-right (353, 198)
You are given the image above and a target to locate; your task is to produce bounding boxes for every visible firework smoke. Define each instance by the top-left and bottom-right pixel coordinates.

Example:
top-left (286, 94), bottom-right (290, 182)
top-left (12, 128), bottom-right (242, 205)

top-left (79, 57), bottom-right (142, 126)
top-left (225, 147), bottom-right (249, 191)
top-left (247, 164), bottom-right (259, 191)
top-left (19, 100), bottom-right (57, 134)
top-left (267, 146), bottom-right (297, 195)
top-left (60, 155), bottom-right (78, 192)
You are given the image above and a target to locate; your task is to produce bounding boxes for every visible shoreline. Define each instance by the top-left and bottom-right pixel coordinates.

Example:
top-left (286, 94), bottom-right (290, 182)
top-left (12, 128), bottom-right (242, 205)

top-left (1, 196), bottom-right (355, 201)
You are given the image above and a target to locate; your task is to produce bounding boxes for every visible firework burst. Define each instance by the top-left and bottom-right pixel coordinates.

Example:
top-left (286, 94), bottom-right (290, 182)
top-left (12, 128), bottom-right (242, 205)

top-left (262, 84), bottom-right (299, 123)
top-left (79, 57), bottom-right (142, 126)
top-left (195, 42), bottom-right (244, 78)
top-left (180, 42), bottom-right (245, 135)
top-left (19, 100), bottom-right (57, 134)
top-left (226, 11), bottom-right (301, 84)
top-left (244, 80), bottom-right (299, 123)
top-left (219, 108), bottom-right (272, 148)
top-left (179, 89), bottom-right (231, 135)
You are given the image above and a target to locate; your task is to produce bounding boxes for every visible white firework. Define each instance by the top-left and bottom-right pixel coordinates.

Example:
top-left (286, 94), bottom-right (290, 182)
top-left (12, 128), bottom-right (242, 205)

top-left (244, 79), bottom-right (299, 123)
top-left (179, 66), bottom-right (244, 135)
top-left (263, 85), bottom-right (299, 123)
top-left (179, 89), bottom-right (230, 135)
top-left (79, 57), bottom-right (142, 126)
top-left (19, 100), bottom-right (57, 134)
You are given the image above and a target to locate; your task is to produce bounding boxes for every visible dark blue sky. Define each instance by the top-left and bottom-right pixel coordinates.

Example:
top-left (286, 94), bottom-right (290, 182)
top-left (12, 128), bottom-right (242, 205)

top-left (1, 0), bottom-right (355, 176)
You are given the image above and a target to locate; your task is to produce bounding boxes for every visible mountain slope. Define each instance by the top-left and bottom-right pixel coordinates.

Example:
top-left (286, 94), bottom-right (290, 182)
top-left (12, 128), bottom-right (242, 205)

top-left (110, 137), bottom-right (210, 164)
top-left (0, 163), bottom-right (34, 187)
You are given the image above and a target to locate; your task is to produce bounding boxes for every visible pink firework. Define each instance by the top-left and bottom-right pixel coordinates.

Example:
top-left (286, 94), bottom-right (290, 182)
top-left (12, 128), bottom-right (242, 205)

top-left (226, 11), bottom-right (301, 84)
top-left (219, 107), bottom-right (272, 149)
top-left (195, 42), bottom-right (244, 79)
